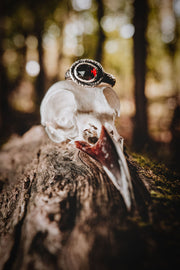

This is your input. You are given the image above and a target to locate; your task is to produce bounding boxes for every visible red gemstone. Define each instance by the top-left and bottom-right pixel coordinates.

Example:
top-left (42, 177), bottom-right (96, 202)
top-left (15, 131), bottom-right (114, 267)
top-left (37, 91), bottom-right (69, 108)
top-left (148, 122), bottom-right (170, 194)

top-left (91, 68), bottom-right (97, 77)
top-left (77, 64), bottom-right (97, 80)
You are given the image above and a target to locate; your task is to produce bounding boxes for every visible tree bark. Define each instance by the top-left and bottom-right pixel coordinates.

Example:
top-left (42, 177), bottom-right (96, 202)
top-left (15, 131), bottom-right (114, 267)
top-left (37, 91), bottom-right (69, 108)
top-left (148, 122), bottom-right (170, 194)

top-left (0, 126), bottom-right (179, 270)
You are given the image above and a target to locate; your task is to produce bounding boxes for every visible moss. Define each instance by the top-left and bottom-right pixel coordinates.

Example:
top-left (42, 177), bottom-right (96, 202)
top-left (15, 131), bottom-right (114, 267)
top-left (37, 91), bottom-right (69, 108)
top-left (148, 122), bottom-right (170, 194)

top-left (130, 151), bottom-right (180, 230)
top-left (131, 152), bottom-right (179, 194)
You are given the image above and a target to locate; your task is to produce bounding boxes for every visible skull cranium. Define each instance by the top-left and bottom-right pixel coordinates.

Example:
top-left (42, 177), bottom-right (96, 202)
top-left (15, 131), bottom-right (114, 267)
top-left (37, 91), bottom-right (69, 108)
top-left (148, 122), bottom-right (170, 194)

top-left (40, 80), bottom-right (121, 145)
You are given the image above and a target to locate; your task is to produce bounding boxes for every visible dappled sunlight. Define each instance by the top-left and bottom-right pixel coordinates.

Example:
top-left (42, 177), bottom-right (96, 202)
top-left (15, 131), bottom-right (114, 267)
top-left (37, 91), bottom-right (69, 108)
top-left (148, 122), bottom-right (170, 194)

top-left (43, 37), bottom-right (59, 76)
top-left (26, 61), bottom-right (40, 77)
top-left (72, 0), bottom-right (92, 11)
top-left (105, 40), bottom-right (119, 54)
top-left (119, 24), bottom-right (135, 39)
top-left (2, 49), bottom-right (19, 79)
top-left (146, 79), bottom-right (174, 98)
top-left (160, 0), bottom-right (176, 44)
top-left (13, 34), bottom-right (25, 48)
top-left (9, 81), bottom-right (35, 113)
top-left (120, 98), bottom-right (135, 116)
top-left (101, 15), bottom-right (120, 32)
top-left (3, 49), bottom-right (17, 65)
top-left (174, 0), bottom-right (180, 16)
top-left (62, 14), bottom-right (97, 57)
top-left (148, 101), bottom-right (174, 143)
top-left (26, 35), bottom-right (38, 50)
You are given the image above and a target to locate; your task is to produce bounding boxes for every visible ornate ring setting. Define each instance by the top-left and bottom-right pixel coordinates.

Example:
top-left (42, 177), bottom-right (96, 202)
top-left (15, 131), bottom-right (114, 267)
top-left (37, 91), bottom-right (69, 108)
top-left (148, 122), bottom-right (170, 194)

top-left (65, 59), bottom-right (116, 87)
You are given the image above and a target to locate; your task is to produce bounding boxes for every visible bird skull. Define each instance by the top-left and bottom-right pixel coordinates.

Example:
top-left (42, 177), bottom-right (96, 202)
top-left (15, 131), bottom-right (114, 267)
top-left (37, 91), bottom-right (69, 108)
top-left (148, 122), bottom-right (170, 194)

top-left (40, 79), bottom-right (133, 211)
top-left (40, 80), bottom-right (121, 145)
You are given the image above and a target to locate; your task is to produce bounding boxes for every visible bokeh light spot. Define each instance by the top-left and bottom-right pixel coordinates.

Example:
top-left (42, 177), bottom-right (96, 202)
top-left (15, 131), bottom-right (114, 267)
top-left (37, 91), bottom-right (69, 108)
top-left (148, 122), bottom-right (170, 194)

top-left (26, 36), bottom-right (38, 50)
top-left (26, 60), bottom-right (40, 77)
top-left (72, 0), bottom-right (92, 11)
top-left (120, 24), bottom-right (135, 39)
top-left (105, 40), bottom-right (119, 54)
top-left (13, 34), bottom-right (25, 48)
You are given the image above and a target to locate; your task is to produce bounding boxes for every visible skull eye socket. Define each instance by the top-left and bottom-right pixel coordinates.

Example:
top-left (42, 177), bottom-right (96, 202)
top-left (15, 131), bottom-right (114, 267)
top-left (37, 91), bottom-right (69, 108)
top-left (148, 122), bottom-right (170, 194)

top-left (76, 64), bottom-right (98, 81)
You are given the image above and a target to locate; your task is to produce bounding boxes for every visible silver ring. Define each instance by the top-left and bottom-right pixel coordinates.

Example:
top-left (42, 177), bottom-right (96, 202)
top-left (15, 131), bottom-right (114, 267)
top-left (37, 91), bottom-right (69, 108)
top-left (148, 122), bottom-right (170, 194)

top-left (65, 59), bottom-right (116, 87)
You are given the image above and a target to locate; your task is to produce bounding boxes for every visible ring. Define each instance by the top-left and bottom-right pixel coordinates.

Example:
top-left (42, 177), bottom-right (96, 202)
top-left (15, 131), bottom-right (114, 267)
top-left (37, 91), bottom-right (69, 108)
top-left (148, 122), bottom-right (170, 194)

top-left (65, 59), bottom-right (116, 87)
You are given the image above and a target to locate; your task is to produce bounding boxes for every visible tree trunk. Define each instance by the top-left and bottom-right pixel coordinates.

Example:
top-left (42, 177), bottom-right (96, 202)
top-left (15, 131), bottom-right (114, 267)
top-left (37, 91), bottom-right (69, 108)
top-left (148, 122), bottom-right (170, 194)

top-left (0, 126), bottom-right (179, 270)
top-left (95, 0), bottom-right (105, 63)
top-left (0, 14), bottom-right (11, 137)
top-left (35, 20), bottom-right (46, 108)
top-left (132, 0), bottom-right (149, 151)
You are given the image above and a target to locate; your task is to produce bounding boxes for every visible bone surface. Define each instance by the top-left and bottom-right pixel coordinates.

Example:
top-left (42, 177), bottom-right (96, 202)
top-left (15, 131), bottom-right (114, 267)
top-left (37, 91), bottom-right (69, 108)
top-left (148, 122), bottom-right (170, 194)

top-left (40, 80), bottom-right (120, 144)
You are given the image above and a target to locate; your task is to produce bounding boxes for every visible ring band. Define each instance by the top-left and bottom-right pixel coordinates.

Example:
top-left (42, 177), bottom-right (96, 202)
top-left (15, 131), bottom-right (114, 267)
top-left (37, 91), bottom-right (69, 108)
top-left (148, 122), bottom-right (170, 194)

top-left (65, 59), bottom-right (116, 87)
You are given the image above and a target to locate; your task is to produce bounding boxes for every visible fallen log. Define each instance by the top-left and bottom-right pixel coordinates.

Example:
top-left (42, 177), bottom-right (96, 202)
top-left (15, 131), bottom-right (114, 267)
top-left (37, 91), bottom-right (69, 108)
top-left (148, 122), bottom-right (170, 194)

top-left (0, 126), bottom-right (179, 270)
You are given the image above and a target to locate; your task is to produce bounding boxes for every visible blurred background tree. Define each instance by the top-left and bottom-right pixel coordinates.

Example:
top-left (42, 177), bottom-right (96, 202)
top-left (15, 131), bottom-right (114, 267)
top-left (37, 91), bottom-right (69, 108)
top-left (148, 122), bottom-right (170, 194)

top-left (132, 0), bottom-right (149, 151)
top-left (0, 0), bottom-right (180, 172)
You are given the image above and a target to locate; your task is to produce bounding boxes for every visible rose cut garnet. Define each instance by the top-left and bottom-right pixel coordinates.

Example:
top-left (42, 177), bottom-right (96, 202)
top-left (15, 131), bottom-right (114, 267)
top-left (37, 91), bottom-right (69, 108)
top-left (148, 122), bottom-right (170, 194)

top-left (77, 64), bottom-right (97, 81)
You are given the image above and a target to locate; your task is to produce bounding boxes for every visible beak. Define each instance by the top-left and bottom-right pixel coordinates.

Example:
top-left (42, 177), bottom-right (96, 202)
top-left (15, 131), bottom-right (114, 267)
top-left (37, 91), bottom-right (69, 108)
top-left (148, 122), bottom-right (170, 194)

top-left (75, 126), bottom-right (134, 211)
